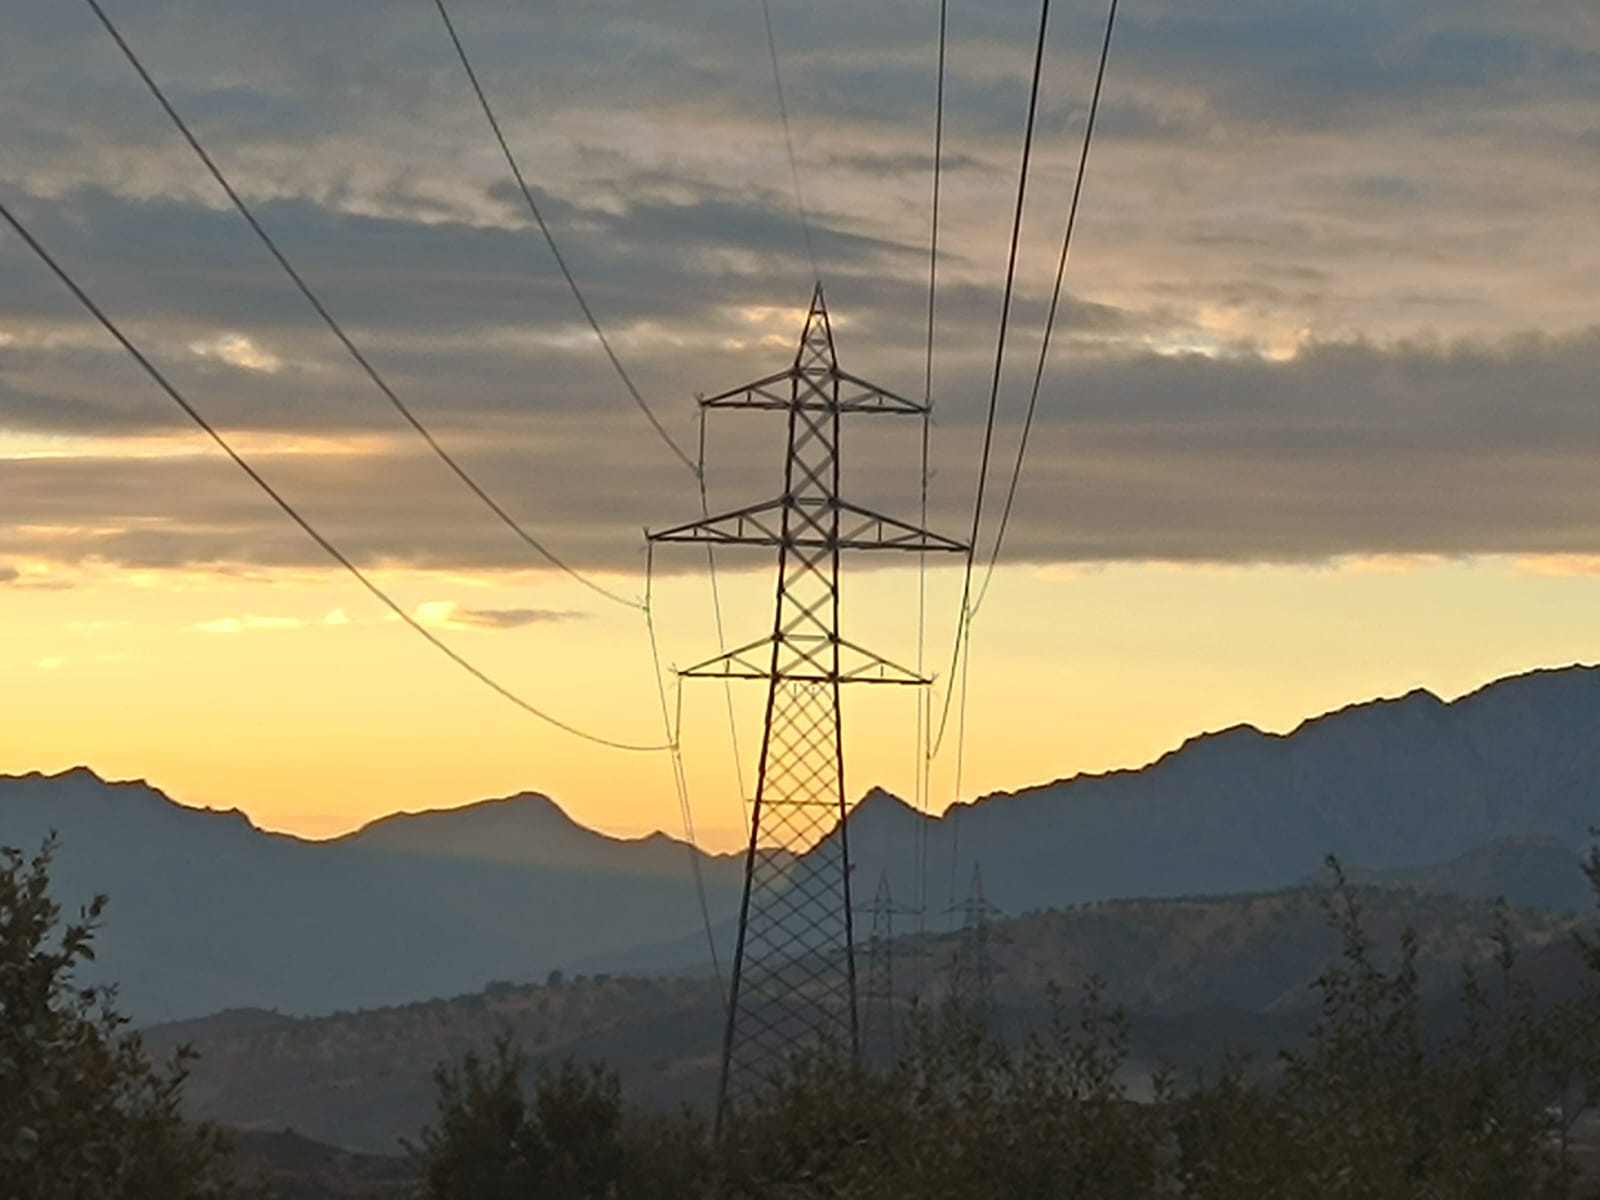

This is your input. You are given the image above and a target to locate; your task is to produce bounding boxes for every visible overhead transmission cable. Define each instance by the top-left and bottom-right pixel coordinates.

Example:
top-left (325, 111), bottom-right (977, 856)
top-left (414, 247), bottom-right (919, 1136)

top-left (81, 0), bottom-right (640, 613)
top-left (930, 0), bottom-right (1053, 922)
top-left (973, 0), bottom-right (1119, 618)
top-left (431, 0), bottom-right (740, 976)
top-left (914, 0), bottom-right (949, 937)
top-left (643, 550), bottom-right (729, 996)
top-left (430, 0), bottom-right (698, 477)
top-left (699, 409), bottom-right (751, 825)
top-left (431, 0), bottom-right (747, 768)
top-left (645, 547), bottom-right (727, 997)
top-left (929, 0), bottom-right (1054, 763)
top-left (0, 198), bottom-right (669, 753)
top-left (759, 0), bottom-right (821, 281)
top-left (83, 0), bottom-right (732, 976)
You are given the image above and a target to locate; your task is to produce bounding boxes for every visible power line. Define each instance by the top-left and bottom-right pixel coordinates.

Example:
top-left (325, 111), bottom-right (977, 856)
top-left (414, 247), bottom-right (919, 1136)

top-left (434, 0), bottom-right (740, 972)
top-left (759, 0), bottom-right (821, 281)
top-left (0, 196), bottom-right (670, 754)
top-left (914, 0), bottom-right (949, 936)
top-left (974, 0), bottom-right (1119, 618)
top-left (430, 0), bottom-right (699, 478)
top-left (930, 0), bottom-right (1054, 761)
top-left (644, 548), bottom-right (727, 999)
top-left (81, 0), bottom-right (640, 613)
top-left (934, 0), bottom-right (1053, 919)
top-left (947, 620), bottom-right (974, 925)
top-left (698, 407), bottom-right (750, 828)
top-left (921, 0), bottom-right (949, 419)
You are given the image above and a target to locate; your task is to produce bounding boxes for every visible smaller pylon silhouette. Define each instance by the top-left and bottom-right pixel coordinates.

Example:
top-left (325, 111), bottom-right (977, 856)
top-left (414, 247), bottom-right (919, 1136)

top-left (862, 873), bottom-right (922, 1067)
top-left (947, 865), bottom-right (1000, 1026)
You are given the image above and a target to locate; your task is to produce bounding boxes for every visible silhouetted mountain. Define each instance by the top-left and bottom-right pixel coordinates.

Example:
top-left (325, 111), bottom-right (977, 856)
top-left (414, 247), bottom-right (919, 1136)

top-left (340, 793), bottom-right (702, 879)
top-left (0, 767), bottom-right (741, 1022)
top-left (6, 663), bottom-right (1599, 1019)
top-left (841, 664), bottom-right (1600, 920)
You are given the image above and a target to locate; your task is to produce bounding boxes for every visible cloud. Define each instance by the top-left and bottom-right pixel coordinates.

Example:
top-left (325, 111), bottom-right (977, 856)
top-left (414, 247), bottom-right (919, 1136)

top-left (4, 0), bottom-right (1600, 579)
top-left (1510, 555), bottom-right (1600, 580)
top-left (5, 327), bottom-right (1600, 573)
top-left (1333, 554), bottom-right (1453, 577)
top-left (411, 600), bottom-right (581, 631)
top-left (33, 652), bottom-right (134, 669)
top-left (0, 562), bottom-right (73, 589)
top-left (450, 606), bottom-right (584, 630)
top-left (191, 614), bottom-right (308, 634)
top-left (187, 333), bottom-right (283, 374)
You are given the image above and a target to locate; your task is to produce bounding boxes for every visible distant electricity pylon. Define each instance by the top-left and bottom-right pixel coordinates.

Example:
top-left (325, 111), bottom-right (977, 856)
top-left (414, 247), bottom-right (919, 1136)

top-left (948, 864), bottom-right (1001, 1024)
top-left (863, 872), bottom-right (924, 1067)
top-left (649, 286), bottom-right (965, 1131)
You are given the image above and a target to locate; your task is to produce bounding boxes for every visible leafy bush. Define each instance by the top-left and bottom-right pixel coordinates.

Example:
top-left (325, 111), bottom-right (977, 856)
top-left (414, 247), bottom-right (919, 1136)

top-left (413, 858), bottom-right (1600, 1198)
top-left (0, 838), bottom-right (236, 1199)
top-left (408, 1032), bottom-right (707, 1199)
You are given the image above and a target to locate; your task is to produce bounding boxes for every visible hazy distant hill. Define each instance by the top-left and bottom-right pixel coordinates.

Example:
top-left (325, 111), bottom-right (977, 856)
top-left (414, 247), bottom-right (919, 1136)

top-left (1314, 837), bottom-right (1593, 912)
top-left (0, 768), bottom-right (742, 1022)
top-left (5, 663), bottom-right (1599, 1019)
top-left (341, 794), bottom-right (727, 879)
top-left (613, 665), bottom-right (1600, 974)
top-left (841, 664), bottom-right (1600, 921)
top-left (144, 885), bottom-right (1580, 1153)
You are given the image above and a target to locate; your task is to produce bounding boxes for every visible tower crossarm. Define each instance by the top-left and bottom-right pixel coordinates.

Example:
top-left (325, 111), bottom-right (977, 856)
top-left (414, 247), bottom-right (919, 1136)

top-left (649, 496), bottom-right (788, 547)
top-left (649, 497), bottom-right (966, 554)
top-left (701, 369), bottom-right (927, 415)
top-left (835, 369), bottom-right (925, 415)
top-left (679, 633), bottom-right (929, 686)
top-left (836, 501), bottom-right (967, 553)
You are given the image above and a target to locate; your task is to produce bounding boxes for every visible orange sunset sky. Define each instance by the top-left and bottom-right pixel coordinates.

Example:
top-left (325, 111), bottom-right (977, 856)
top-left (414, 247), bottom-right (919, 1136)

top-left (4, 0), bottom-right (1600, 848)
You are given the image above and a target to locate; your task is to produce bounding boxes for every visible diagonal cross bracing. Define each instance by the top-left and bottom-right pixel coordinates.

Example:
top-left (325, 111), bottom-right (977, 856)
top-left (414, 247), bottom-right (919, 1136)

top-left (647, 286), bottom-right (966, 1134)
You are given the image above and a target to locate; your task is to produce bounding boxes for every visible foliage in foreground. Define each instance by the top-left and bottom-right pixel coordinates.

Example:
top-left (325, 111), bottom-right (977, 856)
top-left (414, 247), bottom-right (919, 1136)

top-left (414, 859), bottom-right (1600, 1199)
top-left (406, 1034), bottom-right (705, 1200)
top-left (0, 839), bottom-right (237, 1199)
top-left (10, 827), bottom-right (1600, 1198)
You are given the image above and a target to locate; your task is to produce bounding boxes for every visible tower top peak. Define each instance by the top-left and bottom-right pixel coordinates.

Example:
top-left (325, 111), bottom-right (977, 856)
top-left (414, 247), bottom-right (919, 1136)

top-left (795, 282), bottom-right (836, 374)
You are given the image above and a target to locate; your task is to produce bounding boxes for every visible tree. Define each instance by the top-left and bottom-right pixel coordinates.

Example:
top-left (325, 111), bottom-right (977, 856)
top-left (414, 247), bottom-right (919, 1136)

top-left (1173, 863), bottom-right (1579, 1200)
top-left (409, 1033), bottom-right (708, 1199)
top-left (0, 838), bottom-right (236, 1199)
top-left (415, 858), bottom-right (1600, 1198)
top-left (718, 989), bottom-right (1164, 1200)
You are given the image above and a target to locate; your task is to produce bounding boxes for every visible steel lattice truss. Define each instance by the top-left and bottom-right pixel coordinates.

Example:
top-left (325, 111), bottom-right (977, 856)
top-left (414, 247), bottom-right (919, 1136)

top-left (649, 286), bottom-right (965, 1128)
top-left (949, 865), bottom-right (1001, 1024)
top-left (862, 872), bottom-right (922, 1069)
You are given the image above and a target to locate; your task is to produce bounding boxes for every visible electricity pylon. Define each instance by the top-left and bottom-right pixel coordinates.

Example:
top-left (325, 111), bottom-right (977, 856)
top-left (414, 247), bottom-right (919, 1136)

top-left (649, 285), bottom-right (964, 1131)
top-left (949, 865), bottom-right (1000, 1024)
top-left (863, 872), bottom-right (924, 1067)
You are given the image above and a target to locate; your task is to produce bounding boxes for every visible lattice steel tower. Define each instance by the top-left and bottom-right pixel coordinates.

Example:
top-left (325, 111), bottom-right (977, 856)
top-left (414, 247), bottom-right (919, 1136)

top-left (649, 286), bottom-right (964, 1127)
top-left (863, 872), bottom-right (922, 1068)
top-left (949, 864), bottom-right (1000, 1024)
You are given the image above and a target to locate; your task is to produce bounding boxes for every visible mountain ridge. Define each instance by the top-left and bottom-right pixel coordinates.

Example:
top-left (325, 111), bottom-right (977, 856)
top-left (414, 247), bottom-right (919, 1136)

top-left (0, 767), bottom-right (745, 1021)
top-left (822, 662), bottom-right (1600, 936)
top-left (971, 670), bottom-right (1560, 809)
top-left (19, 661), bottom-right (1590, 846)
top-left (6, 661), bottom-right (1600, 1020)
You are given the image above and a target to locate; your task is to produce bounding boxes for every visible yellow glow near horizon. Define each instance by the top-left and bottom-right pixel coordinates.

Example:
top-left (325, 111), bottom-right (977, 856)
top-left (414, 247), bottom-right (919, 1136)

top-left (4, 554), bottom-right (1599, 850)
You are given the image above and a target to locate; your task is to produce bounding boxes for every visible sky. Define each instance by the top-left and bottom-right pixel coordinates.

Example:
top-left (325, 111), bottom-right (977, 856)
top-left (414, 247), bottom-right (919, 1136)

top-left (2, 0), bottom-right (1599, 848)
